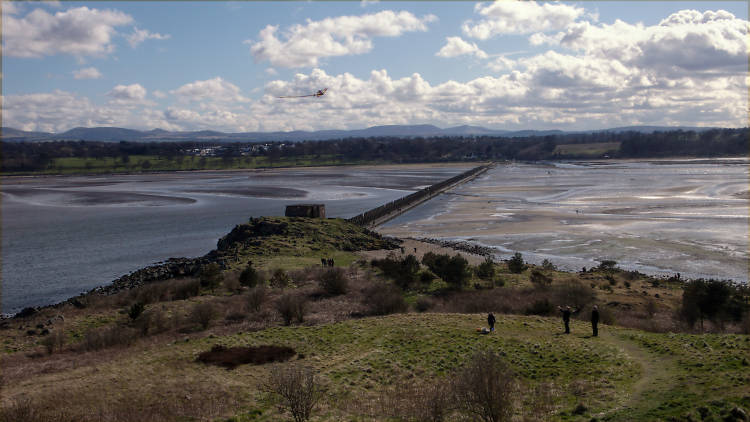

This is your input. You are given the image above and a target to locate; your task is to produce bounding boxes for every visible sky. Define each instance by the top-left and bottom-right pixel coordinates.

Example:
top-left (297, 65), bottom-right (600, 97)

top-left (2, 0), bottom-right (748, 133)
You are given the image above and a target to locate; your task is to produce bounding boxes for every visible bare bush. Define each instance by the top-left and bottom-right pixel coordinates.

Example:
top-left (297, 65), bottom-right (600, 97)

top-left (189, 302), bottom-right (218, 330)
top-left (171, 279), bottom-right (201, 300)
top-left (223, 273), bottom-right (242, 294)
top-left (529, 270), bottom-right (552, 287)
top-left (276, 293), bottom-right (308, 325)
top-left (362, 283), bottom-right (407, 316)
top-left (382, 379), bottom-right (453, 422)
top-left (265, 364), bottom-right (324, 422)
top-left (246, 286), bottom-right (268, 313)
top-left (134, 308), bottom-right (170, 336)
top-left (317, 267), bottom-right (348, 296)
top-left (80, 325), bottom-right (138, 352)
top-left (40, 329), bottom-right (66, 354)
top-left (552, 279), bottom-right (596, 309)
top-left (452, 349), bottom-right (517, 422)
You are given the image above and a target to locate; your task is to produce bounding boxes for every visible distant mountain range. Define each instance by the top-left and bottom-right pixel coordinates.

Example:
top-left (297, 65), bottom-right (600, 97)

top-left (0, 124), bottom-right (720, 143)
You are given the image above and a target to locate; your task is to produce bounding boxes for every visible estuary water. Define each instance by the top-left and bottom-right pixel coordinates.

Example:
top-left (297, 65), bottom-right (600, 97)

top-left (1, 165), bottom-right (469, 314)
top-left (381, 159), bottom-right (749, 283)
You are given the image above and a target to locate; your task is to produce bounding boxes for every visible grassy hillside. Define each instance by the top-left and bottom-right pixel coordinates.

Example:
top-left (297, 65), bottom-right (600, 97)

top-left (2, 217), bottom-right (748, 422)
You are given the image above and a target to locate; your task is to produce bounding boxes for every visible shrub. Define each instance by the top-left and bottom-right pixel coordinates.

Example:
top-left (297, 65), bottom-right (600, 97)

top-left (645, 298), bottom-right (657, 318)
top-left (41, 330), bottom-right (66, 354)
top-left (363, 283), bottom-right (408, 316)
top-left (419, 271), bottom-right (437, 284)
top-left (452, 349), bottom-right (517, 422)
top-left (552, 280), bottom-right (596, 309)
top-left (317, 267), bottom-right (349, 296)
top-left (541, 259), bottom-right (557, 271)
top-left (525, 298), bottom-right (554, 316)
top-left (476, 256), bottom-right (496, 280)
top-left (265, 364), bottom-right (323, 422)
top-left (172, 279), bottom-right (201, 300)
top-left (507, 252), bottom-right (526, 274)
top-left (134, 308), bottom-right (170, 336)
top-left (529, 270), bottom-right (552, 287)
top-left (373, 254), bottom-right (421, 289)
top-left (128, 302), bottom-right (145, 321)
top-left (246, 286), bottom-right (267, 313)
top-left (382, 379), bottom-right (452, 422)
top-left (276, 293), bottom-right (308, 325)
top-left (598, 260), bottom-right (618, 271)
top-left (606, 275), bottom-right (617, 286)
top-left (190, 302), bottom-right (218, 330)
top-left (223, 275), bottom-right (242, 293)
top-left (200, 263), bottom-right (224, 292)
top-left (80, 325), bottom-right (138, 351)
top-left (270, 269), bottom-right (291, 288)
top-left (423, 253), bottom-right (471, 288)
top-left (681, 278), bottom-right (740, 331)
top-left (239, 263), bottom-right (260, 287)
top-left (415, 297), bottom-right (434, 313)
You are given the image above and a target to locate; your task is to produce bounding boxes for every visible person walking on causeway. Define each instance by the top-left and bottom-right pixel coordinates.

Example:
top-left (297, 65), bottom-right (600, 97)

top-left (487, 313), bottom-right (496, 332)
top-left (558, 305), bottom-right (578, 334)
top-left (591, 305), bottom-right (600, 337)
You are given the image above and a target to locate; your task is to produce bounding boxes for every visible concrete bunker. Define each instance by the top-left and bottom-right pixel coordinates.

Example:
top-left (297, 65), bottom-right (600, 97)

top-left (285, 204), bottom-right (326, 218)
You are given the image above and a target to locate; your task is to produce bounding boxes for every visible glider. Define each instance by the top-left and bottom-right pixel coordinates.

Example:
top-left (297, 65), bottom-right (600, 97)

top-left (277, 88), bottom-right (328, 99)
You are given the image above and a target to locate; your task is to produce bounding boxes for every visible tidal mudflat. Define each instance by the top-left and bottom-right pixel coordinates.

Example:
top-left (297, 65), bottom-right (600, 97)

top-left (1, 164), bottom-right (469, 314)
top-left (381, 159), bottom-right (749, 282)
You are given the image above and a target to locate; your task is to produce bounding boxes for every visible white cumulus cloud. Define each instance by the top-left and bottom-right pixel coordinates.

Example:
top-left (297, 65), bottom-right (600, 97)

top-left (170, 77), bottom-right (249, 103)
top-left (2, 6), bottom-right (133, 57)
top-left (246, 10), bottom-right (437, 68)
top-left (436, 36), bottom-right (488, 59)
top-left (127, 27), bottom-right (170, 48)
top-left (73, 67), bottom-right (102, 79)
top-left (463, 0), bottom-right (584, 40)
top-left (107, 83), bottom-right (147, 101)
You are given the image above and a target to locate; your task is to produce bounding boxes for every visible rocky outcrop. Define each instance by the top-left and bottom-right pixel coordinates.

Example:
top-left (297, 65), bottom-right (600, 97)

top-left (414, 237), bottom-right (496, 257)
top-left (95, 257), bottom-right (224, 295)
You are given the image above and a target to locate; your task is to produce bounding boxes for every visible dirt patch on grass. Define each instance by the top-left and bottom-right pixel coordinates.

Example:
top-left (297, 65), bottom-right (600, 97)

top-left (197, 344), bottom-right (296, 369)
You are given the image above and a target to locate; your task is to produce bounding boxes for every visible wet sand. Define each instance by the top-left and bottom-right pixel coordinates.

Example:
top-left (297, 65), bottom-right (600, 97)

top-left (380, 160), bottom-right (749, 281)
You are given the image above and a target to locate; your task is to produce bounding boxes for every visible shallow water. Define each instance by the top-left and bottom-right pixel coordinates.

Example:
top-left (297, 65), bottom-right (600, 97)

top-left (381, 159), bottom-right (749, 282)
top-left (2, 165), bottom-right (468, 313)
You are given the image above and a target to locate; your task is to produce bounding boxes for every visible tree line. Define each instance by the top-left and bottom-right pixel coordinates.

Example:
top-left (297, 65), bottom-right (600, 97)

top-left (2, 127), bottom-right (747, 172)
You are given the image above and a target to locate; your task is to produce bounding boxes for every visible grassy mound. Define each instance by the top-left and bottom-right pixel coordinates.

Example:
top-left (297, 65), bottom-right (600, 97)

top-left (216, 217), bottom-right (398, 270)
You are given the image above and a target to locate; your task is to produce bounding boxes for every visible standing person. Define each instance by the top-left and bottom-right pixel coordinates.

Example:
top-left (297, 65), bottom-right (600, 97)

top-left (591, 305), bottom-right (600, 337)
top-left (487, 312), bottom-right (496, 332)
top-left (558, 305), bottom-right (577, 334)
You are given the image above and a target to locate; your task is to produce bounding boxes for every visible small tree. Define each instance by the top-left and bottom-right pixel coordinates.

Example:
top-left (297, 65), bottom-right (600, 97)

top-left (507, 253), bottom-right (526, 274)
top-left (443, 254), bottom-right (471, 288)
top-left (128, 302), bottom-right (145, 321)
top-left (190, 302), bottom-right (218, 330)
top-left (266, 364), bottom-right (324, 422)
top-left (270, 269), bottom-right (291, 288)
top-left (239, 263), bottom-right (260, 287)
top-left (476, 256), bottom-right (496, 280)
top-left (452, 349), bottom-right (517, 422)
top-left (200, 263), bottom-right (223, 293)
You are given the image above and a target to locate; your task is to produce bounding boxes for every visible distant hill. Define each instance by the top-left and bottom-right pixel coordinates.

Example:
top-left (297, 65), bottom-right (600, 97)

top-left (0, 124), bottom-right (724, 143)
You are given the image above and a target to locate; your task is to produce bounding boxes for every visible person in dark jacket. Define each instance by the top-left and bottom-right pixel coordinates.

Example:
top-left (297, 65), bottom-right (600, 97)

top-left (487, 313), bottom-right (496, 332)
top-left (591, 305), bottom-right (600, 337)
top-left (558, 305), bottom-right (577, 334)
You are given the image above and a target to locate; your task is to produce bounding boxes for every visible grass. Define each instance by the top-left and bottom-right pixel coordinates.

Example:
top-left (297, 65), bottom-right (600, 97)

top-left (4, 312), bottom-right (747, 421)
top-left (2, 218), bottom-right (747, 421)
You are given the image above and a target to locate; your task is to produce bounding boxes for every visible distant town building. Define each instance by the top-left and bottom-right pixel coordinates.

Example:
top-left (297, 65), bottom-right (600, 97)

top-left (285, 204), bottom-right (326, 218)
